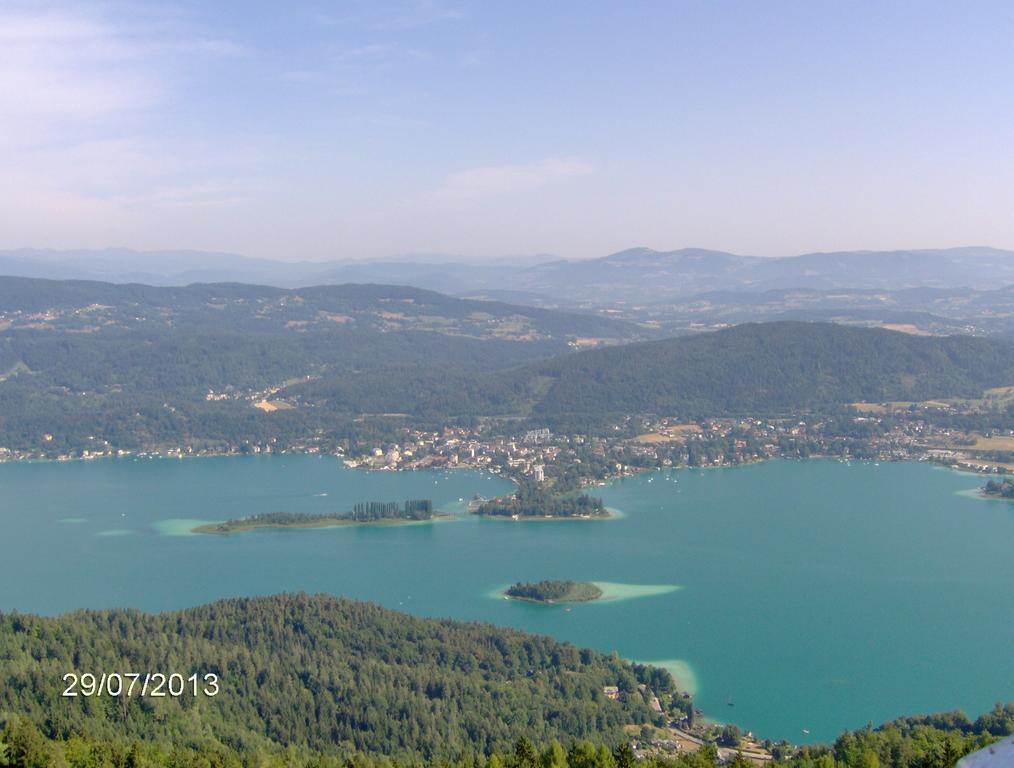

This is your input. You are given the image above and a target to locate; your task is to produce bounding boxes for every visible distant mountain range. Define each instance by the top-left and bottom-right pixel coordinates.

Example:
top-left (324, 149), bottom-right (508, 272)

top-left (3, 246), bottom-right (1014, 302)
top-left (507, 246), bottom-right (1014, 302)
top-left (0, 249), bottom-right (523, 294)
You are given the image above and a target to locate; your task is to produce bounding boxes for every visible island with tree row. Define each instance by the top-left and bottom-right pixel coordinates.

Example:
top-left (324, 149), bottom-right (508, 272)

top-left (505, 580), bottom-right (604, 604)
top-left (192, 499), bottom-right (435, 534)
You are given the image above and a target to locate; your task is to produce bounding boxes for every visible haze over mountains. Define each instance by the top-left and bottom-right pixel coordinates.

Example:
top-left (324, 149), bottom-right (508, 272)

top-left (4, 246), bottom-right (1014, 303)
top-left (0, 249), bottom-right (527, 296)
top-left (516, 246), bottom-right (1014, 301)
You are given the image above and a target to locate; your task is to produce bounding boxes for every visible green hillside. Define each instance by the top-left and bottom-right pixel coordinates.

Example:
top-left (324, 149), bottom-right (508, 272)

top-left (0, 595), bottom-right (1010, 768)
top-left (285, 322), bottom-right (1014, 423)
top-left (1, 716), bottom-right (1009, 768)
top-left (0, 278), bottom-right (645, 453)
top-left (0, 594), bottom-right (662, 761)
top-left (528, 322), bottom-right (1014, 418)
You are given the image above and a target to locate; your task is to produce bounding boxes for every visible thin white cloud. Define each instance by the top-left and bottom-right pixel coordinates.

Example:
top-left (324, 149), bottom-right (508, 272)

top-left (432, 159), bottom-right (594, 206)
top-left (184, 38), bottom-right (248, 57)
top-left (332, 42), bottom-right (401, 61)
top-left (134, 180), bottom-right (261, 209)
top-left (0, 7), bottom-right (246, 151)
top-left (0, 4), bottom-right (261, 249)
top-left (323, 41), bottom-right (431, 68)
top-left (311, 1), bottom-right (463, 31)
top-left (377, 1), bottom-right (464, 30)
top-left (0, 12), bottom-right (155, 130)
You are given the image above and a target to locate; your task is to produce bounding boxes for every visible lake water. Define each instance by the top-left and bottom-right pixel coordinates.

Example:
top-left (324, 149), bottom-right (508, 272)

top-left (1, 456), bottom-right (1011, 744)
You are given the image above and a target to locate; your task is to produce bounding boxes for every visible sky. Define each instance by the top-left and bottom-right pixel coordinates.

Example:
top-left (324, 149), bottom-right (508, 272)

top-left (3, 0), bottom-right (1014, 262)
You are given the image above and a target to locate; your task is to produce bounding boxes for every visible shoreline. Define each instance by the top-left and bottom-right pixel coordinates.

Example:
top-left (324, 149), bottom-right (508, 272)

top-left (5, 450), bottom-right (992, 509)
top-left (3, 440), bottom-right (1008, 482)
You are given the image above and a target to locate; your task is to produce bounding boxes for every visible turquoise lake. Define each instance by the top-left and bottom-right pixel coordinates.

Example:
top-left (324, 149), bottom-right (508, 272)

top-left (0, 456), bottom-right (1011, 744)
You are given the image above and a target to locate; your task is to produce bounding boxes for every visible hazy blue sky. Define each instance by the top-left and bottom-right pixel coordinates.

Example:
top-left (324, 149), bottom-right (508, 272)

top-left (3, 1), bottom-right (1014, 261)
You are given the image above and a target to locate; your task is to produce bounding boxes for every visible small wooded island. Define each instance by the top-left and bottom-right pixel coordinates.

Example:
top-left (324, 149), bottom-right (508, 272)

top-left (982, 478), bottom-right (1014, 499)
top-left (504, 580), bottom-right (603, 604)
top-left (193, 500), bottom-right (435, 534)
top-left (476, 484), bottom-right (609, 519)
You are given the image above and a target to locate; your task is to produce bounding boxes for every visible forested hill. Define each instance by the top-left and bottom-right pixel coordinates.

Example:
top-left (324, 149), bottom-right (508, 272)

top-left (525, 322), bottom-right (1014, 418)
top-left (2, 594), bottom-right (1011, 767)
top-left (0, 278), bottom-right (643, 453)
top-left (0, 594), bottom-right (663, 760)
top-left (286, 322), bottom-right (1014, 423)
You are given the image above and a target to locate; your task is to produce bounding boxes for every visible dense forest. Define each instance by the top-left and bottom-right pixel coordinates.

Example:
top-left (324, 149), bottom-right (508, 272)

top-left (522, 322), bottom-right (1014, 420)
top-left (0, 594), bottom-right (662, 761)
top-left (1, 719), bottom-right (1010, 768)
top-left (0, 590), bottom-right (1010, 768)
top-left (285, 323), bottom-right (1014, 427)
top-left (0, 596), bottom-right (1010, 767)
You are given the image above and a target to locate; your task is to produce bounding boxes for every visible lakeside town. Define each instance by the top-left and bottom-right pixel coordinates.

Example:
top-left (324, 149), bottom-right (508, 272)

top-left (339, 414), bottom-right (1014, 485)
top-left (3, 402), bottom-right (1014, 486)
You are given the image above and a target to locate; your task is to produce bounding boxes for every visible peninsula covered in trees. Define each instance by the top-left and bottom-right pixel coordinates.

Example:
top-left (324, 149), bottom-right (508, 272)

top-left (193, 499), bottom-right (434, 534)
top-left (505, 580), bottom-right (604, 604)
top-left (0, 594), bottom-right (1010, 768)
top-left (0, 594), bottom-right (663, 760)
